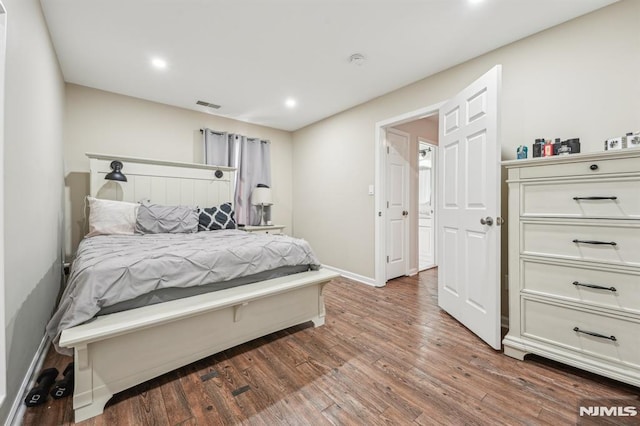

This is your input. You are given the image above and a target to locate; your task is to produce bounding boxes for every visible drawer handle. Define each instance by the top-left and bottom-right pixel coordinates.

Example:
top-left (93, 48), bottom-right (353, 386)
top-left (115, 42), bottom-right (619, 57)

top-left (573, 327), bottom-right (617, 342)
top-left (589, 164), bottom-right (599, 171)
top-left (572, 281), bottom-right (617, 292)
top-left (572, 196), bottom-right (617, 201)
top-left (572, 239), bottom-right (617, 246)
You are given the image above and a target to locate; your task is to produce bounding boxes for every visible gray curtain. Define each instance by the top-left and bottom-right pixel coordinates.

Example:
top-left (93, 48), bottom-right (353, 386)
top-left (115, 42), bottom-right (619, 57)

top-left (203, 129), bottom-right (271, 226)
top-left (203, 129), bottom-right (234, 166)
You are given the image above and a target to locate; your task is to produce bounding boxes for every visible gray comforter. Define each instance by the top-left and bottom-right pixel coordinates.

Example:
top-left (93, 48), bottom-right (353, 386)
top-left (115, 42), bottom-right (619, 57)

top-left (47, 230), bottom-right (320, 354)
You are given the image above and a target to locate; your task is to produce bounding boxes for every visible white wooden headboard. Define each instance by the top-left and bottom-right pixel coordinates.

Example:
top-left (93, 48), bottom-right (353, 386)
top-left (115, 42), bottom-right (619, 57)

top-left (87, 153), bottom-right (236, 207)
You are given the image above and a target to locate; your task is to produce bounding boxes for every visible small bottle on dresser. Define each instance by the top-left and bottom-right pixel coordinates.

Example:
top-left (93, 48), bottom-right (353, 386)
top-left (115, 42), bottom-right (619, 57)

top-left (532, 139), bottom-right (544, 157)
top-left (517, 145), bottom-right (528, 159)
top-left (543, 139), bottom-right (554, 157)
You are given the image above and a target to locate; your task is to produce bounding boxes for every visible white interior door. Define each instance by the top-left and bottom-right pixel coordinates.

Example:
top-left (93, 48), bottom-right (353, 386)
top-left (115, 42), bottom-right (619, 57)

top-left (437, 65), bottom-right (502, 350)
top-left (386, 128), bottom-right (410, 281)
top-left (418, 222), bottom-right (432, 269)
top-left (419, 142), bottom-right (437, 270)
top-left (0, 1), bottom-right (6, 405)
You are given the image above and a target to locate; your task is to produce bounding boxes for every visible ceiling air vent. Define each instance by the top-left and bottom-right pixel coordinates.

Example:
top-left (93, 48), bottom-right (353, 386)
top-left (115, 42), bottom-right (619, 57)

top-left (196, 100), bottom-right (221, 109)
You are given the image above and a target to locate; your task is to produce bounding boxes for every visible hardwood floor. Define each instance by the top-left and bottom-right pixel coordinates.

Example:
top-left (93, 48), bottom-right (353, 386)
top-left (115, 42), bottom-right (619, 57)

top-left (24, 269), bottom-right (639, 425)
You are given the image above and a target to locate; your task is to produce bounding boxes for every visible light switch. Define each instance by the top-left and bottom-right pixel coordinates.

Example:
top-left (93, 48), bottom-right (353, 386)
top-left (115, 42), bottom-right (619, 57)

top-left (368, 185), bottom-right (374, 195)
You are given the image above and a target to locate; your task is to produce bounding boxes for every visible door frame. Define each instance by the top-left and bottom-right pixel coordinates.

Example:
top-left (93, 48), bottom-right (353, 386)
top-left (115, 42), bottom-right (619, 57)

top-left (417, 138), bottom-right (438, 271)
top-left (374, 101), bottom-right (444, 287)
top-left (0, 0), bottom-right (7, 407)
top-left (384, 127), bottom-right (411, 280)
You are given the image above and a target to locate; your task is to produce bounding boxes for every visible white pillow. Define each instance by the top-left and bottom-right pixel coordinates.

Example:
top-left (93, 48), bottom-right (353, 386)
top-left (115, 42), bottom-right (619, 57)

top-left (86, 197), bottom-right (139, 237)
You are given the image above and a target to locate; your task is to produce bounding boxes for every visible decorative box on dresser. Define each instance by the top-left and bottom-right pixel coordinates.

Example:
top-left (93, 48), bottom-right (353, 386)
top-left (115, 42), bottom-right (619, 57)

top-left (502, 150), bottom-right (640, 387)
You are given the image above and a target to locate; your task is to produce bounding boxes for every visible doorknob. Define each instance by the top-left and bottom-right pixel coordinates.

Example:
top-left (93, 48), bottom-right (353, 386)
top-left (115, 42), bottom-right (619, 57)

top-left (480, 216), bottom-right (494, 226)
top-left (402, 210), bottom-right (408, 216)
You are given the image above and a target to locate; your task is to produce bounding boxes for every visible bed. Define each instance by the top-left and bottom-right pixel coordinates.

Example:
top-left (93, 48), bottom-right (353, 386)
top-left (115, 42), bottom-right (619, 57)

top-left (53, 153), bottom-right (339, 422)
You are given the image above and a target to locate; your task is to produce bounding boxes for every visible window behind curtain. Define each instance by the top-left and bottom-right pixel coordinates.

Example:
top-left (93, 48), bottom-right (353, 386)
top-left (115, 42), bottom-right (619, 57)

top-left (203, 129), bottom-right (271, 225)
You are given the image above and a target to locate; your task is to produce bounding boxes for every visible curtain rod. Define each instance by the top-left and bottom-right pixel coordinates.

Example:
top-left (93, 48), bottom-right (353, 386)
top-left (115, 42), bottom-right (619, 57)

top-left (200, 128), bottom-right (270, 144)
top-left (200, 128), bottom-right (225, 135)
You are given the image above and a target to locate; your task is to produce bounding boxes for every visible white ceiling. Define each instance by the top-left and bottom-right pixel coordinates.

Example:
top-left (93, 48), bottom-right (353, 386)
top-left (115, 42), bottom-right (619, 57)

top-left (40, 0), bottom-right (616, 132)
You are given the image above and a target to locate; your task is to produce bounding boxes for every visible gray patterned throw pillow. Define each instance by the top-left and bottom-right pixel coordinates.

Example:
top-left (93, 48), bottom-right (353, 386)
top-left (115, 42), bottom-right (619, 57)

top-left (198, 203), bottom-right (237, 231)
top-left (135, 204), bottom-right (198, 234)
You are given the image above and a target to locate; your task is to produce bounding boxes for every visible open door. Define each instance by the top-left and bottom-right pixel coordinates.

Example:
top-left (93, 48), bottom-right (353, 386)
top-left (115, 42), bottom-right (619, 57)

top-left (385, 128), bottom-right (410, 280)
top-left (418, 140), bottom-right (437, 270)
top-left (0, 1), bottom-right (6, 405)
top-left (437, 65), bottom-right (502, 350)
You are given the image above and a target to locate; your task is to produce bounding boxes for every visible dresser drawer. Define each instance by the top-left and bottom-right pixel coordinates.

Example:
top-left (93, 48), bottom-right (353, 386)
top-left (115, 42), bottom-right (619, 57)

top-left (522, 221), bottom-right (640, 267)
top-left (521, 178), bottom-right (640, 219)
top-left (249, 229), bottom-right (282, 235)
top-left (522, 299), bottom-right (640, 368)
top-left (241, 225), bottom-right (285, 235)
top-left (519, 156), bottom-right (640, 179)
top-left (522, 259), bottom-right (640, 314)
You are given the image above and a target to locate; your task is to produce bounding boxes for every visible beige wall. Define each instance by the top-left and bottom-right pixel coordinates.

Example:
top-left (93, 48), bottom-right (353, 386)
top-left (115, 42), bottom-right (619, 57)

top-left (0, 0), bottom-right (65, 421)
top-left (391, 118), bottom-right (439, 273)
top-left (393, 118), bottom-right (438, 144)
top-left (64, 84), bottom-right (294, 256)
top-left (292, 0), bottom-right (640, 280)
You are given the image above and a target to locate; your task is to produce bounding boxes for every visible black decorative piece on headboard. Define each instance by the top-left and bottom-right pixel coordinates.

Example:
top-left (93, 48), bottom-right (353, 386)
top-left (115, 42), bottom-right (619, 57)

top-left (214, 170), bottom-right (224, 179)
top-left (105, 161), bottom-right (127, 182)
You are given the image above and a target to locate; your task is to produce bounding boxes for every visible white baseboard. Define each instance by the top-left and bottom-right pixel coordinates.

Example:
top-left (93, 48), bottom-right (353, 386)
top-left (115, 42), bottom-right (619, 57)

top-left (5, 335), bottom-right (50, 426)
top-left (322, 265), bottom-right (377, 287)
top-left (407, 268), bottom-right (418, 277)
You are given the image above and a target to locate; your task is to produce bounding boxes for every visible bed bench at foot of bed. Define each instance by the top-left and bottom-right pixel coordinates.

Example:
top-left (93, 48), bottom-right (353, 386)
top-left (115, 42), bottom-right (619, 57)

top-left (59, 268), bottom-right (339, 422)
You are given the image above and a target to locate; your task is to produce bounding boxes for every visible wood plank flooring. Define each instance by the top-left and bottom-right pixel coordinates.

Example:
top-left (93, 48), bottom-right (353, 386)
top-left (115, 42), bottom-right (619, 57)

top-left (23, 269), bottom-right (639, 425)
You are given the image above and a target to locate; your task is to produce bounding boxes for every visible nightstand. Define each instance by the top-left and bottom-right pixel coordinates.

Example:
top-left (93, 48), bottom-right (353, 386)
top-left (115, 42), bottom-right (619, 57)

top-left (241, 225), bottom-right (285, 235)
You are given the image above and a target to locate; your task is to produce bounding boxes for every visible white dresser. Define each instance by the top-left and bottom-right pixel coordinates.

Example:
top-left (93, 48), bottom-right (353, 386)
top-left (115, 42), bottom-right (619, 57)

top-left (502, 150), bottom-right (640, 387)
top-left (241, 225), bottom-right (285, 235)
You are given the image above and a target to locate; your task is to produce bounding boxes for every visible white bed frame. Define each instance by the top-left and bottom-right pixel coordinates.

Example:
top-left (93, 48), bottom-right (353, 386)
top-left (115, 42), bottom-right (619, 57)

top-left (59, 153), bottom-right (339, 422)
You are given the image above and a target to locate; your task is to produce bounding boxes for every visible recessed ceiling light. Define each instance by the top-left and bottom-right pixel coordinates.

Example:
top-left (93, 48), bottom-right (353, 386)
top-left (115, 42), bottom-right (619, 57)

top-left (469, 0), bottom-right (484, 3)
top-left (151, 58), bottom-right (167, 69)
top-left (285, 98), bottom-right (297, 108)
